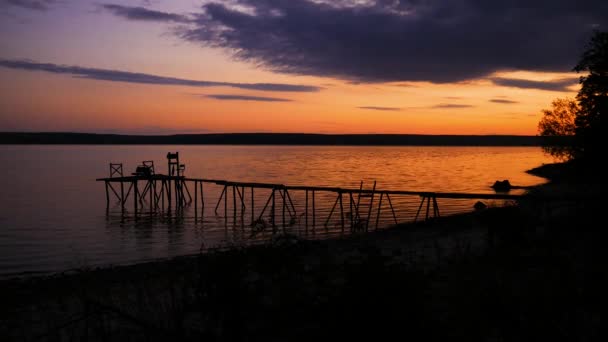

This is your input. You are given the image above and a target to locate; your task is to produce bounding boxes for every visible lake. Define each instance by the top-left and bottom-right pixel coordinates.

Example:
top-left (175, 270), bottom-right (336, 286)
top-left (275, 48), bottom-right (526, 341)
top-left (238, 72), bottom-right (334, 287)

top-left (0, 145), bottom-right (551, 278)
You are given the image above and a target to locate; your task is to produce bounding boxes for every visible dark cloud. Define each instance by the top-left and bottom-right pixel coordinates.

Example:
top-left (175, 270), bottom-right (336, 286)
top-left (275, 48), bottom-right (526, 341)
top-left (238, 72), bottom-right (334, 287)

top-left (205, 94), bottom-right (292, 102)
top-left (489, 98), bottom-right (519, 104)
top-left (0, 59), bottom-right (321, 92)
top-left (358, 106), bottom-right (401, 111)
top-left (432, 103), bottom-right (474, 108)
top-left (101, 4), bottom-right (191, 23)
top-left (489, 77), bottom-right (579, 91)
top-left (1, 0), bottom-right (54, 11)
top-left (174, 0), bottom-right (607, 83)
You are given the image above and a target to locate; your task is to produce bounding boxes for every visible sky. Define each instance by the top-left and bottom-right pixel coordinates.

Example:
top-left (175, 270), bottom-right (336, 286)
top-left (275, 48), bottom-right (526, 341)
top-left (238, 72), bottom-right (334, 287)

top-left (0, 0), bottom-right (606, 135)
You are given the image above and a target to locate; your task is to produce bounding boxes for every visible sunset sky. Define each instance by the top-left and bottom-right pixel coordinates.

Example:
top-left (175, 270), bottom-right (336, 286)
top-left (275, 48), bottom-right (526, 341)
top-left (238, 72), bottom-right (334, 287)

top-left (1, 0), bottom-right (606, 135)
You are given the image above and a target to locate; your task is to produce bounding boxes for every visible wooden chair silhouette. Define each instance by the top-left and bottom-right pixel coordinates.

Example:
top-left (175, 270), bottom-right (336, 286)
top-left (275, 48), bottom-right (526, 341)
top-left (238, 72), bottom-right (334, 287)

top-left (133, 160), bottom-right (155, 177)
top-left (167, 152), bottom-right (187, 205)
top-left (167, 153), bottom-right (186, 176)
top-left (142, 160), bottom-right (155, 175)
top-left (167, 152), bottom-right (180, 176)
top-left (109, 163), bottom-right (123, 178)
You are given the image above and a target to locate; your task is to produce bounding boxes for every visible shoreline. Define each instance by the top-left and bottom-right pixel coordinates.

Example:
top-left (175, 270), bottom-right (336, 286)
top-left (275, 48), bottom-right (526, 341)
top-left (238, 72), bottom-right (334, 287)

top-left (0, 132), bottom-right (544, 146)
top-left (2, 161), bottom-right (602, 340)
top-left (0, 161), bottom-right (562, 285)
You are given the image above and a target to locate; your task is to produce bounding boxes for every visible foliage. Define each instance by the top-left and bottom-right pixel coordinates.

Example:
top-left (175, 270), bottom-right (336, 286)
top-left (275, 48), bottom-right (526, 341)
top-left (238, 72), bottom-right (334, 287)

top-left (573, 30), bottom-right (607, 161)
top-left (538, 30), bottom-right (606, 162)
top-left (537, 98), bottom-right (578, 161)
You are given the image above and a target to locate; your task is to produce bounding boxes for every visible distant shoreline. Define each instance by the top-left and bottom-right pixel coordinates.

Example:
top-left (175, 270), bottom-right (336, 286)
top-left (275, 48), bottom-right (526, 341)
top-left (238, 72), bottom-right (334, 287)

top-left (0, 132), bottom-right (549, 146)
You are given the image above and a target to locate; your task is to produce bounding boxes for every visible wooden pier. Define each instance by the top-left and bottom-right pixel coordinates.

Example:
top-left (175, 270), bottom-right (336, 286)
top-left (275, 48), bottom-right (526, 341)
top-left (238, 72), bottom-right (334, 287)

top-left (97, 153), bottom-right (595, 238)
top-left (97, 152), bottom-right (551, 234)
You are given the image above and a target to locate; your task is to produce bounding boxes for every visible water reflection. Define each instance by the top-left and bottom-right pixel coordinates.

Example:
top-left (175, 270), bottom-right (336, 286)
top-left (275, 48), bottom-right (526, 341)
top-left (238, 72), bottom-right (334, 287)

top-left (0, 145), bottom-right (550, 277)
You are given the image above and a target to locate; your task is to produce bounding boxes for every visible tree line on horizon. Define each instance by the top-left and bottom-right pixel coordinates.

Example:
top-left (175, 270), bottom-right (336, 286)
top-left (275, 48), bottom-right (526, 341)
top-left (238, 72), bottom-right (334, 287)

top-left (538, 30), bottom-right (606, 163)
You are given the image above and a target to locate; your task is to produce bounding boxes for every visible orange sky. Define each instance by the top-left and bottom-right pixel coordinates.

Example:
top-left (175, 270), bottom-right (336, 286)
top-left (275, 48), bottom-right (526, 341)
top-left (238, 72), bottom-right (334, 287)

top-left (0, 0), bottom-right (585, 135)
top-left (0, 66), bottom-right (579, 135)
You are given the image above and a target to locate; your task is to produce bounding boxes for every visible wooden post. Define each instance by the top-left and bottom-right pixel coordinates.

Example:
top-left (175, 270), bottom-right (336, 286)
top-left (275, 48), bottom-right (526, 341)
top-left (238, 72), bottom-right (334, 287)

top-left (339, 192), bottom-right (345, 232)
top-left (349, 192), bottom-right (353, 231)
top-left (161, 180), bottom-right (165, 210)
top-left (415, 196), bottom-right (425, 222)
top-left (152, 179), bottom-right (158, 210)
top-left (149, 180), bottom-right (153, 214)
top-left (120, 181), bottom-right (125, 213)
top-left (241, 186), bottom-right (245, 211)
top-left (251, 187), bottom-right (254, 225)
top-left (433, 196), bottom-right (440, 218)
top-left (235, 186), bottom-right (246, 228)
top-left (375, 192), bottom-right (384, 230)
top-left (425, 195), bottom-right (431, 220)
top-left (167, 179), bottom-right (172, 208)
top-left (183, 181), bottom-right (192, 202)
top-left (282, 189), bottom-right (286, 231)
top-left (365, 181), bottom-right (377, 231)
top-left (351, 189), bottom-right (361, 223)
top-left (325, 195), bottom-right (340, 229)
top-left (254, 191), bottom-right (270, 226)
top-left (271, 189), bottom-right (276, 232)
top-left (241, 186), bottom-right (245, 230)
top-left (133, 180), bottom-right (138, 217)
top-left (141, 182), bottom-right (149, 199)
top-left (305, 190), bottom-right (309, 230)
top-left (107, 183), bottom-right (120, 201)
top-left (215, 185), bottom-right (226, 215)
top-left (178, 178), bottom-right (182, 207)
top-left (224, 184), bottom-right (228, 227)
top-left (176, 178), bottom-right (181, 207)
top-left (200, 181), bottom-right (205, 214)
top-left (194, 180), bottom-right (198, 220)
top-left (171, 178), bottom-right (175, 207)
top-left (233, 185), bottom-right (237, 227)
top-left (177, 179), bottom-right (182, 207)
top-left (386, 193), bottom-right (398, 225)
top-left (105, 181), bottom-right (110, 208)
top-left (356, 181), bottom-right (363, 217)
top-left (312, 190), bottom-right (316, 231)
top-left (285, 190), bottom-right (297, 217)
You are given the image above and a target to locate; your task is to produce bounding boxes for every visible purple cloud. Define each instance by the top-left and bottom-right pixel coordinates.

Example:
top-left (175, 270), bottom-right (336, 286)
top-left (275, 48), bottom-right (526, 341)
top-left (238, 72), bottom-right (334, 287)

top-left (0, 59), bottom-right (321, 92)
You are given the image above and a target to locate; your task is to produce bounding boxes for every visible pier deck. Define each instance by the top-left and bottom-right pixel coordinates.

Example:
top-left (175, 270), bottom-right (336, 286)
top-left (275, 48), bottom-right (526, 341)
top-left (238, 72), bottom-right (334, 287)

top-left (97, 153), bottom-right (591, 233)
top-left (96, 174), bottom-right (569, 233)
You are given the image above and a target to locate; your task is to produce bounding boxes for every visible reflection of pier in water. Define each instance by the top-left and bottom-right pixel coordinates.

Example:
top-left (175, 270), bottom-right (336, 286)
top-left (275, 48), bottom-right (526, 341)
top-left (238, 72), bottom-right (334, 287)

top-left (97, 152), bottom-right (527, 238)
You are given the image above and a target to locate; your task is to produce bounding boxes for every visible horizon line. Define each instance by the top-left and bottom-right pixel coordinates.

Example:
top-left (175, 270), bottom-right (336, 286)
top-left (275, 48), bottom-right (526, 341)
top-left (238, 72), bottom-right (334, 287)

top-left (0, 131), bottom-right (540, 137)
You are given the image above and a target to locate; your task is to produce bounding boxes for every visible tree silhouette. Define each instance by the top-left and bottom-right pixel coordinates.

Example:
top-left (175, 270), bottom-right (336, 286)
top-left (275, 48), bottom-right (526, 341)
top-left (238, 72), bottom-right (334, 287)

top-left (538, 98), bottom-right (578, 161)
top-left (573, 30), bottom-right (607, 162)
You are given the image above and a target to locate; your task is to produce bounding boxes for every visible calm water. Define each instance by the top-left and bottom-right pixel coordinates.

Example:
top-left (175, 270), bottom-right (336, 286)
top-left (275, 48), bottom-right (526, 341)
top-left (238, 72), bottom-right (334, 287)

top-left (0, 145), bottom-right (550, 278)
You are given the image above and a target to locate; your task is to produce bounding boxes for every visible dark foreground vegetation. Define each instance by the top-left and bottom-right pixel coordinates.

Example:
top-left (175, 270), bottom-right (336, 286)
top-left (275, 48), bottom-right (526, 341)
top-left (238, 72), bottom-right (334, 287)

top-left (0, 162), bottom-right (604, 341)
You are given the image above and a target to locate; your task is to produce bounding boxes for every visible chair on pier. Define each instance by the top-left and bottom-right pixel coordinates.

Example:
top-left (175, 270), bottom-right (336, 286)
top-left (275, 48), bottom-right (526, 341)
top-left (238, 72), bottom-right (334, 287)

top-left (132, 160), bottom-right (155, 177)
top-left (143, 160), bottom-right (155, 175)
top-left (166, 152), bottom-right (191, 205)
top-left (167, 152), bottom-right (185, 176)
top-left (109, 163), bottom-right (123, 178)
